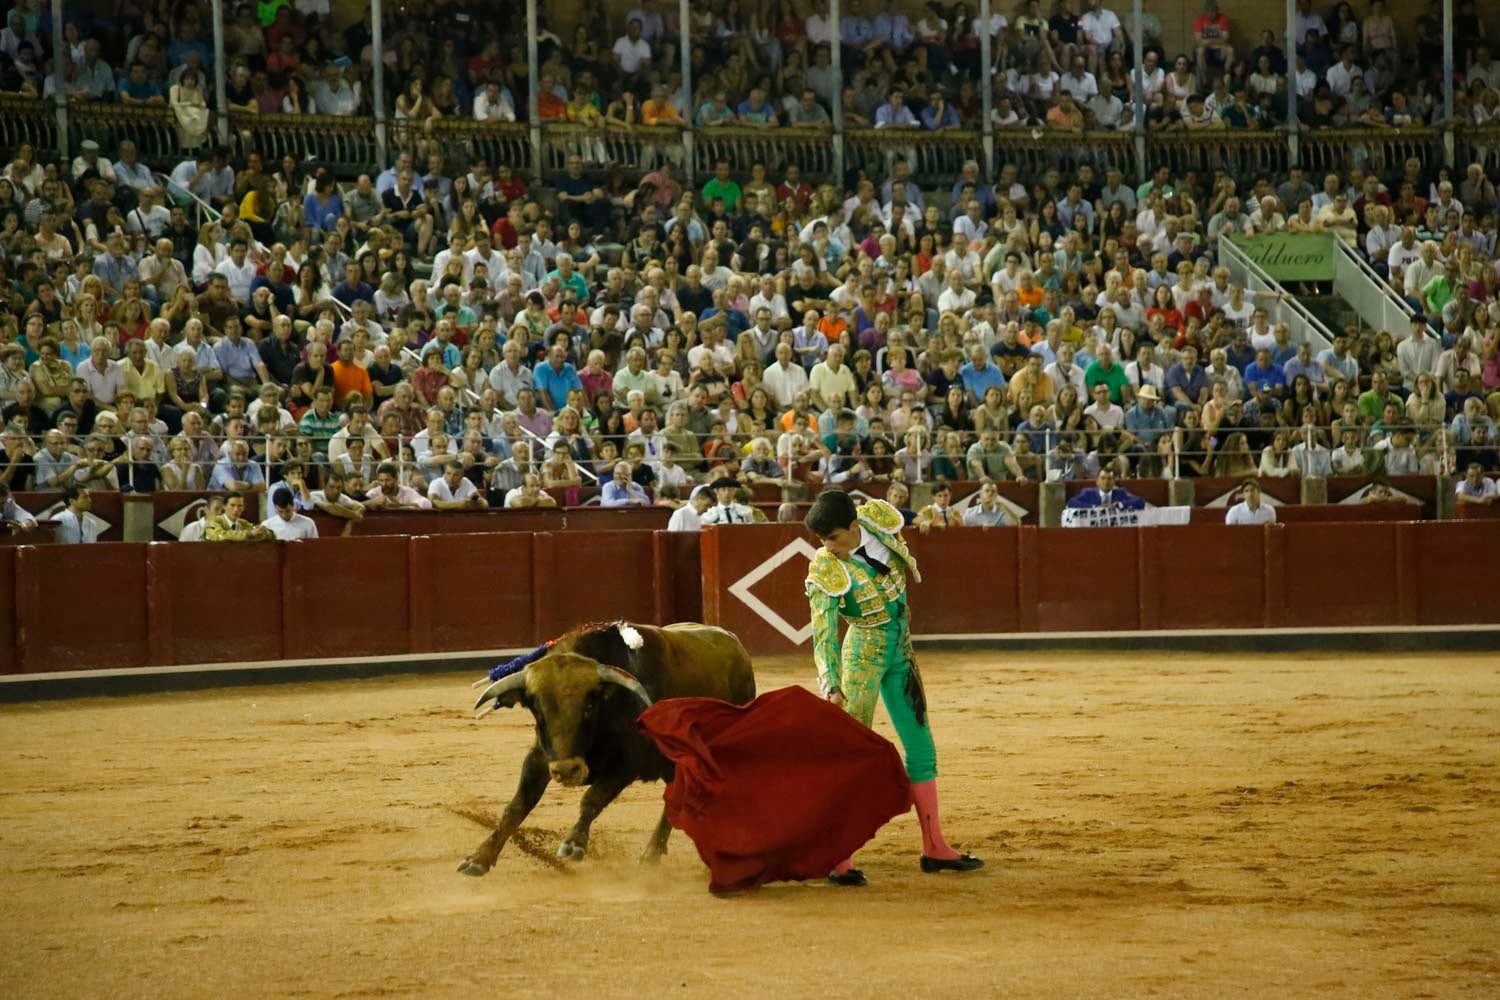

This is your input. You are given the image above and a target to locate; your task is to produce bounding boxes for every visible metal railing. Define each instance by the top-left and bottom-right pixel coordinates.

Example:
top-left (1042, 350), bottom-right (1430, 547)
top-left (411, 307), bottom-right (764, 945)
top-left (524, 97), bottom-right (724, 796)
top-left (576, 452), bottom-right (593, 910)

top-left (1217, 234), bottom-right (1336, 354)
top-left (2, 97), bottom-right (1474, 188)
top-left (1332, 238), bottom-right (1415, 338)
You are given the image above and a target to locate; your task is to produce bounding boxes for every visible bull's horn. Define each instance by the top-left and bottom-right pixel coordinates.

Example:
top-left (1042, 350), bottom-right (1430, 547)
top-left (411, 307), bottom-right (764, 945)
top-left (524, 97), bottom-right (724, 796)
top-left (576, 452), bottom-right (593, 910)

top-left (473, 670), bottom-right (529, 717)
top-left (595, 664), bottom-right (652, 709)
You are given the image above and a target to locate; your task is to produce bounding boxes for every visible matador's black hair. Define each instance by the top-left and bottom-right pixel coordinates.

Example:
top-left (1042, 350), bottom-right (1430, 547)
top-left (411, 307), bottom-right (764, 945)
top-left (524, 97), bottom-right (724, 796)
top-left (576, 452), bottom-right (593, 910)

top-left (805, 488), bottom-right (858, 538)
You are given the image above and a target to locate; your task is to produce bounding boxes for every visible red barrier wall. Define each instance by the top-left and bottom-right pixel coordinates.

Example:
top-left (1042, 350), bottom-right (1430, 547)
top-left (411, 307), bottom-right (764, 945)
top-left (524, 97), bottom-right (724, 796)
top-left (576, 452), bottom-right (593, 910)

top-left (0, 548), bottom-right (14, 673)
top-left (7, 519), bottom-right (1500, 673)
top-left (16, 543), bottom-right (149, 672)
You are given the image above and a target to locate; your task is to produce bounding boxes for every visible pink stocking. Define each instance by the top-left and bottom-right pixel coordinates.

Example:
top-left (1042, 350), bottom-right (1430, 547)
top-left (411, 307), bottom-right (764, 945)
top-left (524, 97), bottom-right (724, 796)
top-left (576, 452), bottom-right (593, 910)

top-left (832, 857), bottom-right (855, 874)
top-left (911, 779), bottom-right (959, 860)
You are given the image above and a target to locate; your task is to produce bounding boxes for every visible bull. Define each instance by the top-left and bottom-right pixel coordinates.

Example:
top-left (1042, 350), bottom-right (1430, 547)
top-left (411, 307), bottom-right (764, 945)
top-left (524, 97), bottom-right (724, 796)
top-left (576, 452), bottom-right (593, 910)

top-left (458, 622), bottom-right (755, 876)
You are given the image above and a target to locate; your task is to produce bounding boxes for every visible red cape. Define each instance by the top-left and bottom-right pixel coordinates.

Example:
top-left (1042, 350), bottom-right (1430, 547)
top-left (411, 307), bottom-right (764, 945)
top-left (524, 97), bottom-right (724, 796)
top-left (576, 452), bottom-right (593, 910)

top-left (638, 686), bottom-right (911, 893)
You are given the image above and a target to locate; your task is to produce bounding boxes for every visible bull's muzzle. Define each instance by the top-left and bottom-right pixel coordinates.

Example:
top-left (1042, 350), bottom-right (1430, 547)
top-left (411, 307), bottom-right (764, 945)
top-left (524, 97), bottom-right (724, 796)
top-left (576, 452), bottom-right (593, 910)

top-left (549, 758), bottom-right (589, 786)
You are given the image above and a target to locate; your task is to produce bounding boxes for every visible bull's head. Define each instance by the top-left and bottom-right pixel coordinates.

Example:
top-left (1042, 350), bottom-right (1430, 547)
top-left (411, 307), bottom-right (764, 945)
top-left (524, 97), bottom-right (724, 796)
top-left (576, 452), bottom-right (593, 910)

top-left (473, 652), bottom-right (653, 787)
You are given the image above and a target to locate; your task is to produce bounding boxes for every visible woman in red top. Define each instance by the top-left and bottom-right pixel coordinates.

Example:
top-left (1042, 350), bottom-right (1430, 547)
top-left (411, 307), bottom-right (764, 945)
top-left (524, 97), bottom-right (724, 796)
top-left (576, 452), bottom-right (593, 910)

top-left (1145, 284), bottom-right (1184, 333)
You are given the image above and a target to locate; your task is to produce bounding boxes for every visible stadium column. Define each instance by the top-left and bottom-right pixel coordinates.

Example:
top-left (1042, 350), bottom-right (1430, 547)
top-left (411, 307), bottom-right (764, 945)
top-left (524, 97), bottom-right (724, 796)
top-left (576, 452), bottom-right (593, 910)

top-left (49, 0), bottom-right (66, 160)
top-left (830, 0), bottom-right (844, 184)
top-left (679, 0), bottom-right (694, 186)
top-left (1442, 0), bottom-right (1455, 168)
top-left (211, 0), bottom-right (228, 146)
top-left (1131, 0), bottom-right (1145, 184)
top-left (527, 0), bottom-right (542, 185)
top-left (979, 0), bottom-right (993, 177)
top-left (1284, 0), bottom-right (1298, 166)
top-left (372, 0), bottom-right (386, 169)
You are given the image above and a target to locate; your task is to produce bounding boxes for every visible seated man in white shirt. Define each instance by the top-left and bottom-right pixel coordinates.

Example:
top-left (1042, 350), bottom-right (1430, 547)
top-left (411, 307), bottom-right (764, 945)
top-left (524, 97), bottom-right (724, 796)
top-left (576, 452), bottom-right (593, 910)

top-left (667, 484), bottom-right (713, 531)
top-left (428, 460), bottom-right (488, 510)
top-left (1083, 382), bottom-right (1125, 429)
top-left (504, 472), bottom-right (559, 509)
top-left (1225, 479), bottom-right (1278, 525)
top-left (699, 476), bottom-right (756, 525)
top-left (178, 496), bottom-right (224, 541)
top-left (260, 487), bottom-right (320, 540)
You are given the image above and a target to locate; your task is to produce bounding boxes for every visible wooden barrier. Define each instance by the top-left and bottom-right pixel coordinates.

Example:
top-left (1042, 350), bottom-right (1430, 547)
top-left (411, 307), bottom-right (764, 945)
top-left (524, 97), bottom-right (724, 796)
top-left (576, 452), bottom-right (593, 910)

top-left (699, 520), bottom-right (1500, 654)
top-left (7, 519), bottom-right (1500, 673)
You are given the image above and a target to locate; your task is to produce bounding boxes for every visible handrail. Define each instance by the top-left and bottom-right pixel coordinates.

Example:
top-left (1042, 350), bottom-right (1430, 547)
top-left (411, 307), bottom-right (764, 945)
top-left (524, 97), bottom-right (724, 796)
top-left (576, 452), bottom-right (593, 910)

top-left (1331, 237), bottom-right (1414, 338)
top-left (155, 170), bottom-right (222, 228)
top-left (1217, 234), bottom-right (1336, 354)
top-left (0, 97), bottom-right (1467, 184)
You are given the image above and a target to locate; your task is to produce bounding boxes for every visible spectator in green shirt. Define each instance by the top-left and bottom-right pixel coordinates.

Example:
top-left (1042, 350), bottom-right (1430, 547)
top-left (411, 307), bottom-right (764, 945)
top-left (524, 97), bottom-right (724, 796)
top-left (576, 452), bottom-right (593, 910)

top-left (1084, 345), bottom-right (1130, 404)
top-left (298, 386), bottom-right (342, 451)
top-left (700, 160), bottom-right (741, 213)
top-left (1422, 262), bottom-right (1460, 316)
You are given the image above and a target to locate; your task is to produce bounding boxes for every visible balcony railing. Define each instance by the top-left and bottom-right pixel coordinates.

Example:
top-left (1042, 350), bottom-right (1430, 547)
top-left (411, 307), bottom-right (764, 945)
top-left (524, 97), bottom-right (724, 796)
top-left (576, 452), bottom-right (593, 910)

top-left (4, 99), bottom-right (1486, 187)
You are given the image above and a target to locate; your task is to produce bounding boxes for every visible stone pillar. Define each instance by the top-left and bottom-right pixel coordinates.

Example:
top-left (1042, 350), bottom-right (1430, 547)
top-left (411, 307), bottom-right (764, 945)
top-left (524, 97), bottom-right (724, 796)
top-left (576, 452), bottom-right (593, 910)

top-left (1166, 478), bottom-right (1195, 508)
top-left (1300, 476), bottom-right (1328, 505)
top-left (1038, 480), bottom-right (1065, 527)
top-left (121, 494), bottom-right (155, 542)
top-left (1435, 475), bottom-right (1456, 520)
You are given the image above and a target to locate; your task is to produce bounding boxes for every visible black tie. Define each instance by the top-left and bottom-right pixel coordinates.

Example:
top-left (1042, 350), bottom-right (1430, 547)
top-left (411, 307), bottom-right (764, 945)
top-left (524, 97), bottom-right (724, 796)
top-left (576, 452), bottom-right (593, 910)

top-left (855, 545), bottom-right (890, 576)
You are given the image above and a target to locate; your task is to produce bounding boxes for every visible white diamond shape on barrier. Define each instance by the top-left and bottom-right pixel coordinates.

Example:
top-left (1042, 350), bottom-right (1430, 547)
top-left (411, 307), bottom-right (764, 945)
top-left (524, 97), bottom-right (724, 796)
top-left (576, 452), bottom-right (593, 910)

top-left (727, 537), bottom-right (820, 645)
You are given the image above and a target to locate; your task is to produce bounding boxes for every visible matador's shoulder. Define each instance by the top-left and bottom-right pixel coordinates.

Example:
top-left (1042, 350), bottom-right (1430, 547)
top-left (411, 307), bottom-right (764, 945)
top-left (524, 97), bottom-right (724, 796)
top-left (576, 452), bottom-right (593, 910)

top-left (805, 548), bottom-right (852, 597)
top-left (857, 498), bottom-right (904, 535)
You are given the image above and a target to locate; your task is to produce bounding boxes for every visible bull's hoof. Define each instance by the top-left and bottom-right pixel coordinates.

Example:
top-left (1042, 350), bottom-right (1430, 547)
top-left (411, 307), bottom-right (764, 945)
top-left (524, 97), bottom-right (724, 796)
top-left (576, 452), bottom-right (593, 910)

top-left (456, 858), bottom-right (491, 877)
top-left (556, 841), bottom-right (586, 862)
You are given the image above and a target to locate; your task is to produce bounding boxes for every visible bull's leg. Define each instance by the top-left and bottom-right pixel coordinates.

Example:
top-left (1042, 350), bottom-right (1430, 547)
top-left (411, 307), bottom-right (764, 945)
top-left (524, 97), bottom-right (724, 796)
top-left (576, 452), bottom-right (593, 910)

top-left (639, 807), bottom-right (672, 864)
top-left (557, 774), bottom-right (630, 862)
top-left (458, 744), bottom-right (550, 877)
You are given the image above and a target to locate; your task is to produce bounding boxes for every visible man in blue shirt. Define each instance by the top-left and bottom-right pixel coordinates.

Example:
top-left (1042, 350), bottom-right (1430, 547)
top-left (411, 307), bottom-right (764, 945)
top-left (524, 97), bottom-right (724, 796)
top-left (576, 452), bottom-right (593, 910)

top-left (1241, 348), bottom-right (1286, 398)
top-left (1122, 385), bottom-right (1175, 451)
top-left (1164, 345), bottom-right (1211, 413)
top-left (874, 89), bottom-right (919, 128)
top-left (959, 346), bottom-right (1005, 405)
top-left (736, 87), bottom-right (779, 127)
top-left (600, 461), bottom-right (650, 507)
top-left (209, 439), bottom-right (266, 493)
top-left (213, 321), bottom-right (270, 391)
top-left (533, 343), bottom-right (583, 411)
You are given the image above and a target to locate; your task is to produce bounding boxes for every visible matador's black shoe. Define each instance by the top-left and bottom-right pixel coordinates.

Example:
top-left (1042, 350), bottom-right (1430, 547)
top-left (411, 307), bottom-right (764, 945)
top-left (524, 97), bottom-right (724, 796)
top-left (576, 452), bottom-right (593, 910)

top-left (827, 868), bottom-right (868, 887)
top-left (920, 853), bottom-right (985, 873)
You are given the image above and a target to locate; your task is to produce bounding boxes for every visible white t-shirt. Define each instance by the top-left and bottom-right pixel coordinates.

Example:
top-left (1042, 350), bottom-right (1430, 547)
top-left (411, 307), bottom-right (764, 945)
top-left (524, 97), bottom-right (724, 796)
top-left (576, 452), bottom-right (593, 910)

top-left (1225, 500), bottom-right (1277, 525)
top-left (1079, 8), bottom-right (1122, 46)
top-left (429, 476), bottom-right (479, 504)
top-left (261, 513), bottom-right (319, 540)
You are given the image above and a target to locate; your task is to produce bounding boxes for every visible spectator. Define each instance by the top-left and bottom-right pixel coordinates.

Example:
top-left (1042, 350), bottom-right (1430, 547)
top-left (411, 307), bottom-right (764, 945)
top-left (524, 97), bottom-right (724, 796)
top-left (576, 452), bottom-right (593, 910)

top-left (601, 460), bottom-right (650, 507)
top-left (261, 486), bottom-right (319, 539)
top-left (206, 493), bottom-right (274, 541)
top-left (961, 478), bottom-right (1014, 527)
top-left (52, 484), bottom-right (98, 543)
top-left (1225, 479), bottom-right (1277, 524)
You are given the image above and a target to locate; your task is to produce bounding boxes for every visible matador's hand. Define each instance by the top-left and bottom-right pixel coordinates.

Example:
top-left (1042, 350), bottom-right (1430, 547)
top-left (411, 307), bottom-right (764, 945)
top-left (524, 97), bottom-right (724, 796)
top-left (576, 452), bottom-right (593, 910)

top-left (827, 690), bottom-right (845, 708)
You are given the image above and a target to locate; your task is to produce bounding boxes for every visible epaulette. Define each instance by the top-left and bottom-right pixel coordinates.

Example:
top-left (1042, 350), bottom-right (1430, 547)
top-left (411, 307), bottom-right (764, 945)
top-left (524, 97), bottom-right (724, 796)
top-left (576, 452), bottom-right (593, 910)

top-left (805, 548), bottom-right (852, 597)
top-left (858, 498), bottom-right (904, 534)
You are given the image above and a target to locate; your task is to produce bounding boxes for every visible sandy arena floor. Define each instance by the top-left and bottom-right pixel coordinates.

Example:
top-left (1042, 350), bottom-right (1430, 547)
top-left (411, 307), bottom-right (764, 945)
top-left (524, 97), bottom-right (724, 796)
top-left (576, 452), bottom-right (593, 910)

top-left (2, 651), bottom-right (1498, 999)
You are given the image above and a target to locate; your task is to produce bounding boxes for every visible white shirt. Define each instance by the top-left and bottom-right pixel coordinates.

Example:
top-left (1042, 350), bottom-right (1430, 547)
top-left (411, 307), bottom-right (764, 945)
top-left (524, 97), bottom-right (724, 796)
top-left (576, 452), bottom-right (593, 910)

top-left (762, 360), bottom-right (810, 409)
top-left (667, 503), bottom-right (703, 532)
top-left (428, 476), bottom-right (479, 504)
top-left (179, 518), bottom-right (208, 542)
top-left (701, 503), bottom-right (754, 525)
top-left (215, 256), bottom-right (258, 303)
top-left (1078, 8), bottom-right (1122, 46)
top-left (261, 512), bottom-right (319, 540)
top-left (612, 36), bottom-right (652, 75)
top-left (1226, 500), bottom-right (1277, 525)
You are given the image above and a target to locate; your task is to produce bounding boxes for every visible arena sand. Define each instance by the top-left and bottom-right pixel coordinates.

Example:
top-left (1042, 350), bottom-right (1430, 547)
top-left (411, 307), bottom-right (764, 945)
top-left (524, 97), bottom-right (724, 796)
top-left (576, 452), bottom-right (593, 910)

top-left (2, 651), bottom-right (1498, 999)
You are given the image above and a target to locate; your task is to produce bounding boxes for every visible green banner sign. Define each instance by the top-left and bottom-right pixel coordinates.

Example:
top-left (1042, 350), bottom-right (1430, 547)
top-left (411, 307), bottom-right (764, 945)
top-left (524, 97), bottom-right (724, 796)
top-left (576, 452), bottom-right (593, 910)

top-left (1228, 232), bottom-right (1336, 281)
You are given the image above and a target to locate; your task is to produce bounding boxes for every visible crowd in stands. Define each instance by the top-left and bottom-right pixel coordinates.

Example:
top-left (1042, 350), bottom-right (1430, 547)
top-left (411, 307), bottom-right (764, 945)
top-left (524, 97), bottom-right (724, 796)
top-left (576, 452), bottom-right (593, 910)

top-left (2, 1), bottom-right (1500, 543)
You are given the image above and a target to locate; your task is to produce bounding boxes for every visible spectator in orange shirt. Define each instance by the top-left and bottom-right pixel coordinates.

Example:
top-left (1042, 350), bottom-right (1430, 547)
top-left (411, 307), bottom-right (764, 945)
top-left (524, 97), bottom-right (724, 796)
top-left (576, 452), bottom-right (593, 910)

top-left (331, 337), bottom-right (373, 407)
top-left (817, 311), bottom-right (850, 346)
top-left (641, 83), bottom-right (682, 125)
top-left (1045, 93), bottom-right (1085, 132)
top-left (536, 74), bottom-right (567, 121)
